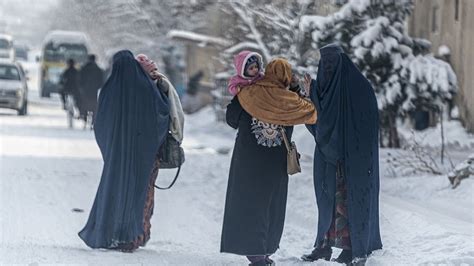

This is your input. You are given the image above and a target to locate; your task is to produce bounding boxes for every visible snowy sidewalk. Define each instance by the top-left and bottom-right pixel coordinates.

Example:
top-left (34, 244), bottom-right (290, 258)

top-left (1, 94), bottom-right (473, 265)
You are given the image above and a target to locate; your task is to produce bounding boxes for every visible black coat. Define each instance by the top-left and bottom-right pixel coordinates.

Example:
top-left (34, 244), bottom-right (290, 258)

top-left (60, 66), bottom-right (80, 97)
top-left (221, 97), bottom-right (292, 256)
top-left (186, 71), bottom-right (203, 96)
top-left (79, 61), bottom-right (104, 112)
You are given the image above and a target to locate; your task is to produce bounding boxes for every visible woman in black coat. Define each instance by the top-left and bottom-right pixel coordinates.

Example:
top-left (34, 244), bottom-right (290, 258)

top-left (221, 59), bottom-right (317, 266)
top-left (221, 96), bottom-right (292, 266)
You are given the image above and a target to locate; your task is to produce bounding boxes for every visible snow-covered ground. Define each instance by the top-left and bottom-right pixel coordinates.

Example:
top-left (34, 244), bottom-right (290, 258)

top-left (398, 120), bottom-right (474, 150)
top-left (0, 61), bottom-right (473, 265)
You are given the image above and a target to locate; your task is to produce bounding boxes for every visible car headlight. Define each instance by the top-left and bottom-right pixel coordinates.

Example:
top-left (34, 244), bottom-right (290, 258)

top-left (0, 89), bottom-right (20, 97)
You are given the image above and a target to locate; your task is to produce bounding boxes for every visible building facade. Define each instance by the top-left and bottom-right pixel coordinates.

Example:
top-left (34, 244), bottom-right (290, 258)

top-left (409, 0), bottom-right (474, 132)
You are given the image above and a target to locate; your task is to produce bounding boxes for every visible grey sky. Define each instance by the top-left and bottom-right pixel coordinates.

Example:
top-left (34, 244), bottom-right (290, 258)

top-left (0, 0), bottom-right (59, 46)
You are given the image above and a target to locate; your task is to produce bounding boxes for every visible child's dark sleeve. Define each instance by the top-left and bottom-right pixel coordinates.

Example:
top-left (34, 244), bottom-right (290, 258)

top-left (289, 84), bottom-right (302, 94)
top-left (290, 83), bottom-right (311, 98)
top-left (226, 96), bottom-right (243, 129)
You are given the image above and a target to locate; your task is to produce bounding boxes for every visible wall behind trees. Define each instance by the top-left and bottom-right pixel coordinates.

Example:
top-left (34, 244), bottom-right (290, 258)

top-left (409, 0), bottom-right (474, 132)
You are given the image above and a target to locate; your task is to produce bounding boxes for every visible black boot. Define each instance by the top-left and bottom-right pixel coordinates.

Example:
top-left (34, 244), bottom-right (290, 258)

top-left (249, 260), bottom-right (272, 266)
top-left (265, 257), bottom-right (275, 266)
top-left (248, 256), bottom-right (275, 266)
top-left (334, 249), bottom-right (353, 264)
top-left (301, 246), bottom-right (332, 262)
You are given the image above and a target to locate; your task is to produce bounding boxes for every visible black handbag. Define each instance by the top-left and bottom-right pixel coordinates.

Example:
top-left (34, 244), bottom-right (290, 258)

top-left (154, 133), bottom-right (185, 190)
top-left (159, 134), bottom-right (185, 169)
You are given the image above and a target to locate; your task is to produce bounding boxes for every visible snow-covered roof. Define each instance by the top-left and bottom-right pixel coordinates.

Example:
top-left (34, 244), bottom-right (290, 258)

top-left (42, 30), bottom-right (89, 46)
top-left (167, 30), bottom-right (230, 47)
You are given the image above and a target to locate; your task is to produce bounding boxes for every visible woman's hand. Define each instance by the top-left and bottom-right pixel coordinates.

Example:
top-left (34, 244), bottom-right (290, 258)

top-left (156, 76), bottom-right (169, 93)
top-left (290, 74), bottom-right (299, 89)
top-left (150, 70), bottom-right (162, 81)
top-left (303, 73), bottom-right (312, 96)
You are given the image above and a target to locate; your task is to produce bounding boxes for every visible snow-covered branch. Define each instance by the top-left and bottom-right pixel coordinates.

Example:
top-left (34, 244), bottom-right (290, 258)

top-left (448, 154), bottom-right (474, 189)
top-left (229, 2), bottom-right (272, 62)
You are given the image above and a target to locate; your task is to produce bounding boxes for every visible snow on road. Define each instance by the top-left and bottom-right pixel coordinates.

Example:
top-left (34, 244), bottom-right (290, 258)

top-left (0, 62), bottom-right (473, 265)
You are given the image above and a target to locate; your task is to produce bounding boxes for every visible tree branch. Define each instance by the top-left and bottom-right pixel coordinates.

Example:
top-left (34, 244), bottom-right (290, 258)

top-left (229, 2), bottom-right (272, 61)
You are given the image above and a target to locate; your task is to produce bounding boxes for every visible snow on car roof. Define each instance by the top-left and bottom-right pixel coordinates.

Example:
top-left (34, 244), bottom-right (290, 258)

top-left (43, 30), bottom-right (89, 46)
top-left (0, 60), bottom-right (21, 68)
top-left (0, 33), bottom-right (13, 41)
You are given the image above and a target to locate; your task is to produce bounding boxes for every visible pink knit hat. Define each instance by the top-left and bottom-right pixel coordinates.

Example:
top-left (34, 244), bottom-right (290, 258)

top-left (136, 54), bottom-right (158, 74)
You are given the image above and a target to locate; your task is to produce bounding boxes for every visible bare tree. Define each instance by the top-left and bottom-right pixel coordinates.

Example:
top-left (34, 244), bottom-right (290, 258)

top-left (51, 0), bottom-right (213, 64)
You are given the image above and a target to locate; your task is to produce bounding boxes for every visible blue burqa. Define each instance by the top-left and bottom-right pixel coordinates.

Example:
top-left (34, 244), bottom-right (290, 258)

top-left (78, 50), bottom-right (169, 248)
top-left (307, 44), bottom-right (382, 258)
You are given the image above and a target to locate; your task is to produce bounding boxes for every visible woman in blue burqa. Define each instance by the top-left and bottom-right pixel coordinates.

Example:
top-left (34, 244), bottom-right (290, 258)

top-left (301, 44), bottom-right (382, 264)
top-left (78, 50), bottom-right (170, 252)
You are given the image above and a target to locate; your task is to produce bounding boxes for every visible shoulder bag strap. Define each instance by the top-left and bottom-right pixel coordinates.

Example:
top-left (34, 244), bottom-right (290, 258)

top-left (154, 166), bottom-right (181, 190)
top-left (280, 126), bottom-right (291, 152)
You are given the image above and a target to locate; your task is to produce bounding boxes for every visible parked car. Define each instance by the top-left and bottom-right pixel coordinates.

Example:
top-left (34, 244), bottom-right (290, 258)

top-left (0, 34), bottom-right (15, 61)
top-left (14, 44), bottom-right (29, 61)
top-left (0, 62), bottom-right (28, 115)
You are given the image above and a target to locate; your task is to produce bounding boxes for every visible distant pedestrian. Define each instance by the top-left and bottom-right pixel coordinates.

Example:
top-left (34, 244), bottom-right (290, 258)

top-left (59, 58), bottom-right (81, 112)
top-left (187, 70), bottom-right (204, 96)
top-left (79, 54), bottom-right (104, 123)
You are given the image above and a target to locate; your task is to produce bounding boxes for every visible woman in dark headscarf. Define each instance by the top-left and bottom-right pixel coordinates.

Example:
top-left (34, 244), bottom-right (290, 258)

top-left (221, 58), bottom-right (316, 266)
top-left (78, 50), bottom-right (170, 252)
top-left (301, 44), bottom-right (382, 264)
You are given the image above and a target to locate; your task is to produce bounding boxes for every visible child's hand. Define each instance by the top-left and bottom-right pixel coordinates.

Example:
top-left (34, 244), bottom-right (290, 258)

top-left (237, 86), bottom-right (241, 94)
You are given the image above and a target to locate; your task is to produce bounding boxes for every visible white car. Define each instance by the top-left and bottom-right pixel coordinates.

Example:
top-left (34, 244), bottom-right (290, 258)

top-left (0, 34), bottom-right (15, 61)
top-left (0, 62), bottom-right (28, 115)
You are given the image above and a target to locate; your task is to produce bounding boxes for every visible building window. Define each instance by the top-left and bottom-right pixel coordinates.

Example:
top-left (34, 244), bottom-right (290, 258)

top-left (432, 6), bottom-right (439, 33)
top-left (455, 0), bottom-right (460, 21)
